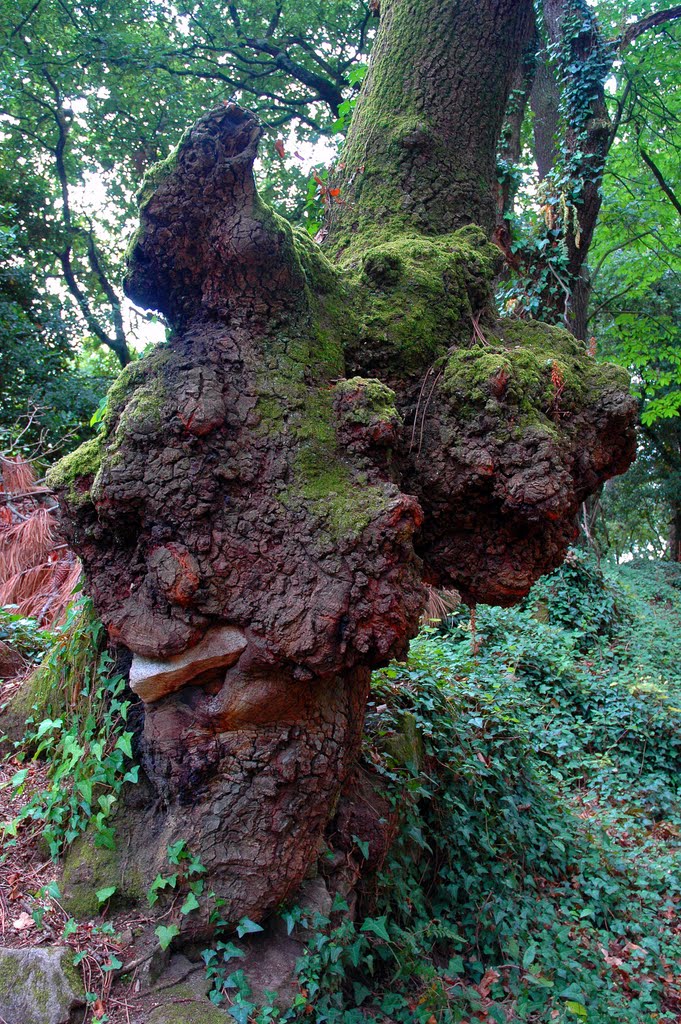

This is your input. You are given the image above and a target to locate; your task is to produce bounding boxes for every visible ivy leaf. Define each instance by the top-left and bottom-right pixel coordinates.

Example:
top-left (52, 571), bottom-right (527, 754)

top-left (167, 840), bottom-right (187, 863)
top-left (155, 924), bottom-right (180, 950)
top-left (522, 942), bottom-right (537, 968)
top-left (352, 834), bottom-right (370, 859)
top-left (228, 1005), bottom-right (254, 1024)
top-left (236, 917), bottom-right (264, 938)
top-left (102, 954), bottom-right (123, 972)
top-left (180, 892), bottom-right (200, 915)
top-left (565, 1001), bottom-right (588, 1020)
top-left (96, 886), bottom-right (117, 905)
top-left (10, 768), bottom-right (29, 789)
top-left (360, 916), bottom-right (390, 942)
top-left (353, 982), bottom-right (372, 1005)
top-left (115, 732), bottom-right (133, 758)
top-left (147, 874), bottom-right (178, 906)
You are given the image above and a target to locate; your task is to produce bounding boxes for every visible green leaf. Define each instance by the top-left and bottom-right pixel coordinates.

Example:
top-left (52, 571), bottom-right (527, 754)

top-left (522, 942), bottom-right (537, 968)
top-left (102, 954), bottom-right (123, 972)
top-left (360, 916), bottom-right (390, 942)
top-left (331, 893), bottom-right (350, 913)
top-left (180, 892), bottom-right (200, 915)
top-left (115, 732), bottom-right (133, 758)
top-left (148, 873), bottom-right (178, 905)
top-left (352, 834), bottom-right (370, 859)
top-left (353, 982), bottom-right (372, 1005)
top-left (96, 886), bottom-right (117, 905)
top-left (236, 917), bottom-right (264, 938)
top-left (10, 768), bottom-right (29, 789)
top-left (155, 924), bottom-right (180, 950)
top-left (228, 1005), bottom-right (254, 1024)
top-left (166, 840), bottom-right (187, 863)
top-left (565, 1001), bottom-right (588, 1020)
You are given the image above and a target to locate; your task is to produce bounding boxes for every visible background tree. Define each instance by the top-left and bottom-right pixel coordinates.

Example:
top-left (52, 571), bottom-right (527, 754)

top-left (0, 203), bottom-right (109, 447)
top-left (498, 0), bottom-right (681, 339)
top-left (0, 0), bottom-right (374, 370)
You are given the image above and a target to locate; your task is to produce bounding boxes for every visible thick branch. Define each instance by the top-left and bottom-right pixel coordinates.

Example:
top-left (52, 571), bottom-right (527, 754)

top-left (640, 147), bottom-right (681, 219)
top-left (243, 36), bottom-right (345, 114)
top-left (85, 231), bottom-right (130, 362)
top-left (620, 5), bottom-right (681, 48)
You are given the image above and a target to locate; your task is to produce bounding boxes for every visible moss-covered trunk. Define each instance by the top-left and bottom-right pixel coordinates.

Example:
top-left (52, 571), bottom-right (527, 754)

top-left (327, 0), bottom-right (535, 245)
top-left (49, 0), bottom-right (636, 932)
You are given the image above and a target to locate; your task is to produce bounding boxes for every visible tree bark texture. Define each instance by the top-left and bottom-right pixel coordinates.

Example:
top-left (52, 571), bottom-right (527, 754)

top-left (327, 0), bottom-right (536, 244)
top-left (50, 0), bottom-right (637, 929)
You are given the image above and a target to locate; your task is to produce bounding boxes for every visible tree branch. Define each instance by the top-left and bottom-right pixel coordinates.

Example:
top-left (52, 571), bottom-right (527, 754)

top-left (243, 36), bottom-right (345, 114)
top-left (620, 5), bottom-right (681, 48)
top-left (640, 147), bottom-right (681, 220)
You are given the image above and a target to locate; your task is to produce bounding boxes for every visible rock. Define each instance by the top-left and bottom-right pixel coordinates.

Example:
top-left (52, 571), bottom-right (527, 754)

top-left (147, 967), bottom-right (230, 1022)
top-left (129, 626), bottom-right (247, 702)
top-left (0, 946), bottom-right (85, 1024)
top-left (238, 931), bottom-right (303, 1009)
top-left (148, 994), bottom-right (231, 1024)
top-left (151, 954), bottom-right (211, 999)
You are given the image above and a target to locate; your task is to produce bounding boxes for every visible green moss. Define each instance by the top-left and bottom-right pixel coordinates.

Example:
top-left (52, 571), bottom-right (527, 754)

top-left (265, 384), bottom-right (392, 539)
top-left (286, 452), bottom-right (389, 539)
top-left (342, 229), bottom-right (498, 376)
top-left (61, 830), bottom-right (145, 919)
top-left (137, 141), bottom-right (184, 208)
top-left (114, 376), bottom-right (166, 438)
top-left (46, 436), bottom-right (102, 508)
top-left (148, 997), bottom-right (229, 1024)
top-left (334, 377), bottom-right (400, 427)
top-left (103, 348), bottom-right (172, 432)
top-left (438, 317), bottom-right (633, 443)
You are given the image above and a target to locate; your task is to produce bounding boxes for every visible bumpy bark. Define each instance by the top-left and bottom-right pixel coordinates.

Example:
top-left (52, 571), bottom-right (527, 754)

top-left (50, 0), bottom-right (636, 927)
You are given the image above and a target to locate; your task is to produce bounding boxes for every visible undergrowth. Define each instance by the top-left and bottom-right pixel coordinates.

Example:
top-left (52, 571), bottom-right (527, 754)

top-left (2, 596), bottom-right (137, 858)
top-left (223, 552), bottom-right (681, 1023)
top-left (3, 552), bottom-right (681, 1024)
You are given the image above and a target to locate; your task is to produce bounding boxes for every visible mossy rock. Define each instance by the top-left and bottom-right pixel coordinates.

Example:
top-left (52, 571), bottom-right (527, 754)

top-left (381, 711), bottom-right (424, 769)
top-left (0, 664), bottom-right (54, 745)
top-left (61, 829), bottom-right (145, 919)
top-left (0, 946), bottom-right (85, 1024)
top-left (148, 1002), bottom-right (231, 1024)
top-left (148, 980), bottom-right (231, 1024)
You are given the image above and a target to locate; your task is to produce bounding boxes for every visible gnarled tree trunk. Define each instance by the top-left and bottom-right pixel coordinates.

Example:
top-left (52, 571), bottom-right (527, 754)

top-left (49, 0), bottom-right (636, 930)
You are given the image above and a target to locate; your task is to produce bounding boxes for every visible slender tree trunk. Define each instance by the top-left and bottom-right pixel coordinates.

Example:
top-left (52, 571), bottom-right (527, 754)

top-left (669, 505), bottom-right (681, 562)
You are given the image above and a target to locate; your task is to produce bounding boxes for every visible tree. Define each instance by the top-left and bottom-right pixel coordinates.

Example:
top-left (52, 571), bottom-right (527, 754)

top-left (49, 0), bottom-right (636, 930)
top-left (0, 204), bottom-right (108, 446)
top-left (0, 0), bottom-right (373, 369)
top-left (499, 0), bottom-right (681, 339)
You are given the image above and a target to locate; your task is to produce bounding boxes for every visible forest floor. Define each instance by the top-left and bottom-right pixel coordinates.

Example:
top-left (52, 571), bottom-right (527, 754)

top-left (2, 553), bottom-right (681, 1023)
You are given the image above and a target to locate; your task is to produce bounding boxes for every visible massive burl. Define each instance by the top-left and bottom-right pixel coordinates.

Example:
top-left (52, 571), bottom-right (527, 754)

top-left (50, 0), bottom-right (636, 930)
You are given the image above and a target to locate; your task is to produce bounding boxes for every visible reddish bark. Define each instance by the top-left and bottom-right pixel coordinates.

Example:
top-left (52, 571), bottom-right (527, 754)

top-left (50, 0), bottom-right (636, 929)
